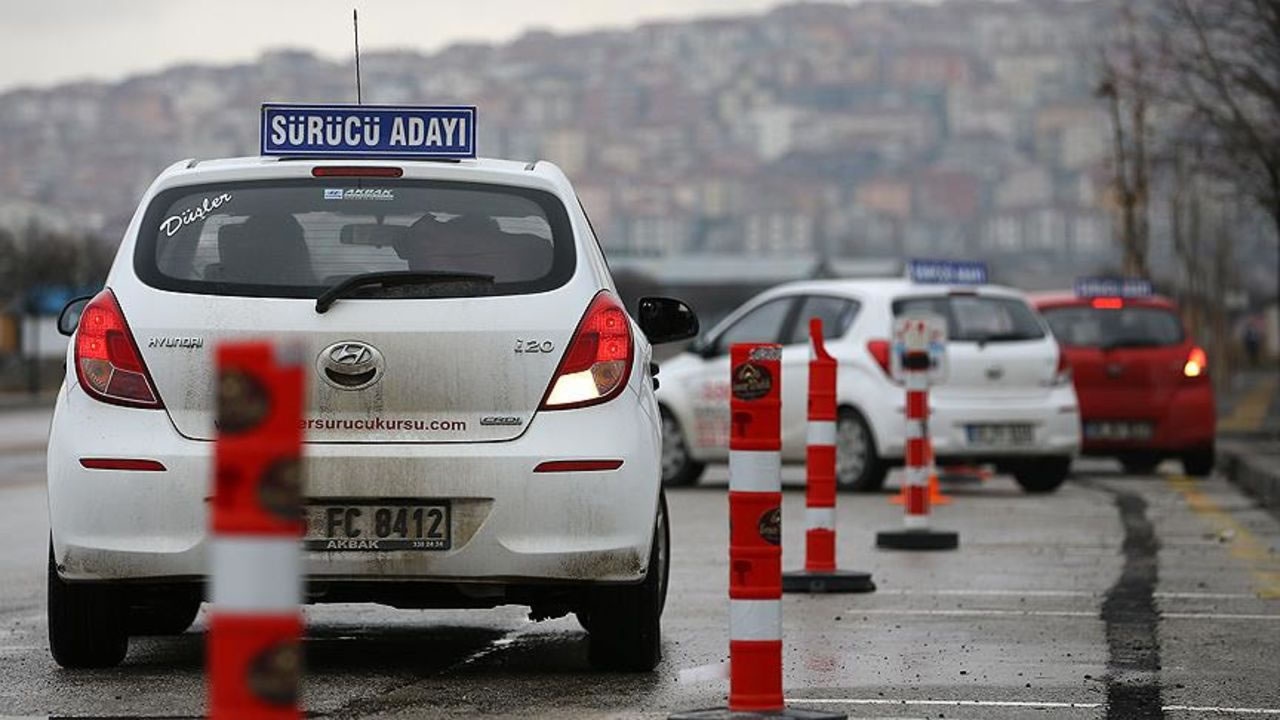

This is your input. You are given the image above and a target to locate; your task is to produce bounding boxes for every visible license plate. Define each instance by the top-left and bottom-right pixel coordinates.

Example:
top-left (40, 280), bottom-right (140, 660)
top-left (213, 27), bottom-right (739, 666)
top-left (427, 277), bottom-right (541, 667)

top-left (304, 502), bottom-right (451, 551)
top-left (1084, 421), bottom-right (1153, 441)
top-left (965, 424), bottom-right (1035, 447)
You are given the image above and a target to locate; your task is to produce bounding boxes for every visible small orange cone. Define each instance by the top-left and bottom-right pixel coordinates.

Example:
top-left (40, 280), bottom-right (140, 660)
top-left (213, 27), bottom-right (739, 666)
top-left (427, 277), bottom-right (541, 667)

top-left (890, 443), bottom-right (951, 505)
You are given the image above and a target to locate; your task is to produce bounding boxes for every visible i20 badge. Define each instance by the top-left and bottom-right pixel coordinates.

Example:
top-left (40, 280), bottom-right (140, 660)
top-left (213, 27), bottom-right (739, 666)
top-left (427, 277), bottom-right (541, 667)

top-left (317, 341), bottom-right (385, 391)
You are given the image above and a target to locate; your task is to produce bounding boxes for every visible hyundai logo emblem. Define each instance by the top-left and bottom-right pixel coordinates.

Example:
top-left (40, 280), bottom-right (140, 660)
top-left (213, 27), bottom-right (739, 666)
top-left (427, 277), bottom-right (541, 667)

top-left (317, 341), bottom-right (384, 390)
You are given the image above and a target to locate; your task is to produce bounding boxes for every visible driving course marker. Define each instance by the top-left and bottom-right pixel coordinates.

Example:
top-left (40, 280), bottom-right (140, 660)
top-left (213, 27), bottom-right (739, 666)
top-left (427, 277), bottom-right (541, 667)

top-left (876, 315), bottom-right (959, 551)
top-left (209, 342), bottom-right (305, 720)
top-left (782, 318), bottom-right (875, 594)
top-left (671, 343), bottom-right (844, 720)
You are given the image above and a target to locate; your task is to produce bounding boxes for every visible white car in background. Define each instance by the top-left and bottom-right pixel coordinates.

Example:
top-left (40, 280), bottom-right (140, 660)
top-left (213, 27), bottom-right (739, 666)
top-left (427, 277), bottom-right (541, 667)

top-left (46, 150), bottom-right (697, 671)
top-left (657, 278), bottom-right (1080, 493)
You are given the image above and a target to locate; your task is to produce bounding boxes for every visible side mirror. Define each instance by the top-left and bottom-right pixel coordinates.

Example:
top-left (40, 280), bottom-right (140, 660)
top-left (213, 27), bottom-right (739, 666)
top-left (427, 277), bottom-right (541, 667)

top-left (637, 296), bottom-right (699, 345)
top-left (57, 296), bottom-right (93, 337)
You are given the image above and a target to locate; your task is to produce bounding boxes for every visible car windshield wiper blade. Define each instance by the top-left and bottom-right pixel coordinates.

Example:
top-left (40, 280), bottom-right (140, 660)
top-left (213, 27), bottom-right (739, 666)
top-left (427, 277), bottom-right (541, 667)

top-left (315, 270), bottom-right (495, 313)
top-left (971, 332), bottom-right (1032, 345)
top-left (1101, 338), bottom-right (1164, 351)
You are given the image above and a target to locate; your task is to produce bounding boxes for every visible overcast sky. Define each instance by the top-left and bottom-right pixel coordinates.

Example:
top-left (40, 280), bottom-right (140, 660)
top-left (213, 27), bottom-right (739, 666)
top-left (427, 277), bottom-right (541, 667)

top-left (0, 0), bottom-right (805, 92)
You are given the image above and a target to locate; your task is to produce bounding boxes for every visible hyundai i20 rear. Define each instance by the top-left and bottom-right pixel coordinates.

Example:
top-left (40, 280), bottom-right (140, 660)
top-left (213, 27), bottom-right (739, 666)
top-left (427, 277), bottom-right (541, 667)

top-left (47, 155), bottom-right (695, 670)
top-left (1034, 293), bottom-right (1215, 476)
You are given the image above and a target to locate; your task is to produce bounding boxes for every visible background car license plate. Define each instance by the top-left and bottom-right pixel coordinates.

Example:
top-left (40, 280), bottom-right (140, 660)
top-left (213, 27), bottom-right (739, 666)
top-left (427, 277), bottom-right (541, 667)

top-left (1084, 421), bottom-right (1154, 441)
top-left (965, 423), bottom-right (1034, 447)
top-left (305, 502), bottom-right (451, 551)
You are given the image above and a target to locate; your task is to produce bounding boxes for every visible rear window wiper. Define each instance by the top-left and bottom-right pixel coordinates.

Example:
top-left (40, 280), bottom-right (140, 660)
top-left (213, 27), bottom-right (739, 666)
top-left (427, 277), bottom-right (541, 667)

top-left (1100, 338), bottom-right (1168, 351)
top-left (968, 332), bottom-right (1038, 346)
top-left (315, 270), bottom-right (495, 314)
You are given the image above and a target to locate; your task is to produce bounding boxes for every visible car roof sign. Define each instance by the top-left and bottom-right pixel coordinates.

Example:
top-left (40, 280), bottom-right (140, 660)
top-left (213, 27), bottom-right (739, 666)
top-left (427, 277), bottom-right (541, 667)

top-left (907, 259), bottom-right (988, 285)
top-left (260, 103), bottom-right (477, 159)
top-left (1074, 277), bottom-right (1153, 298)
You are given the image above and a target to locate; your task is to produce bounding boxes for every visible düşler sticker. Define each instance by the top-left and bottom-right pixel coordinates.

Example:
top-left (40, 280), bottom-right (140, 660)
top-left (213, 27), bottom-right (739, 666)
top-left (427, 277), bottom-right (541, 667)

top-left (160, 193), bottom-right (232, 237)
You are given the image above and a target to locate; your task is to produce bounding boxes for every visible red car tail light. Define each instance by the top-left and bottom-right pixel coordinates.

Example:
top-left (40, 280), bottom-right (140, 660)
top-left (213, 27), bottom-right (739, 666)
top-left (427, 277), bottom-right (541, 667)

top-left (540, 292), bottom-right (633, 410)
top-left (867, 339), bottom-right (893, 377)
top-left (1184, 346), bottom-right (1208, 378)
top-left (1091, 297), bottom-right (1123, 310)
top-left (311, 166), bottom-right (404, 178)
top-left (74, 289), bottom-right (164, 409)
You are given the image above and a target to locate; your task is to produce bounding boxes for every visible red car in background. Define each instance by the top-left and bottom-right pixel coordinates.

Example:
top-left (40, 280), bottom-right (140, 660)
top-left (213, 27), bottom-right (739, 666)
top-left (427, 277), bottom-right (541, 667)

top-left (1033, 288), bottom-right (1215, 476)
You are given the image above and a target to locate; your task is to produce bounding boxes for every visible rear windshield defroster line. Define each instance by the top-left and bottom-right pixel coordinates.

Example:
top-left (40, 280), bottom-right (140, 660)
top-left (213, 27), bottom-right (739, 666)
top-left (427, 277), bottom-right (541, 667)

top-left (133, 178), bottom-right (576, 299)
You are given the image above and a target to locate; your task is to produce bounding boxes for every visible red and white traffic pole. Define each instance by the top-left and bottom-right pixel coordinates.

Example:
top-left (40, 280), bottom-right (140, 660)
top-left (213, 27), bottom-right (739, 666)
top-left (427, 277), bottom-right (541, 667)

top-left (782, 318), bottom-right (874, 594)
top-left (209, 342), bottom-right (305, 720)
top-left (671, 343), bottom-right (843, 720)
top-left (876, 340), bottom-right (958, 551)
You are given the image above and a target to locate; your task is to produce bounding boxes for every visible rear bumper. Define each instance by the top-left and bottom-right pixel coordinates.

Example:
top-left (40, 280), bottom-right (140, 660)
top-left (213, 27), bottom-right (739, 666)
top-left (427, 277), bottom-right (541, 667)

top-left (1078, 382), bottom-right (1215, 455)
top-left (875, 386), bottom-right (1081, 460)
top-left (48, 382), bottom-right (661, 586)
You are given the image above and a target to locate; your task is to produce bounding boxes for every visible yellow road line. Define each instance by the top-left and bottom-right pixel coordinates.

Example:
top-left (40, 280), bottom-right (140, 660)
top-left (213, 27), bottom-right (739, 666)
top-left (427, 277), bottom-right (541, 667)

top-left (1168, 475), bottom-right (1280, 599)
top-left (1219, 375), bottom-right (1278, 432)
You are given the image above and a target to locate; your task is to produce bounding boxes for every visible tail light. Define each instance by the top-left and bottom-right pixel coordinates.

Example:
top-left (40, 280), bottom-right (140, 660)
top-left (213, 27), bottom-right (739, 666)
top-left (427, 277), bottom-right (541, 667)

top-left (1184, 346), bottom-right (1208, 378)
top-left (541, 292), bottom-right (633, 410)
top-left (866, 339), bottom-right (893, 377)
top-left (1091, 297), bottom-right (1124, 310)
top-left (74, 289), bottom-right (163, 409)
top-left (1052, 349), bottom-right (1072, 386)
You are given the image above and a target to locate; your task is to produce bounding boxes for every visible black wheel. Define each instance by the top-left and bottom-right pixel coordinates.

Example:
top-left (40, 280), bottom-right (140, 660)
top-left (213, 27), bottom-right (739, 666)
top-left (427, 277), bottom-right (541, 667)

top-left (1119, 453), bottom-right (1161, 475)
top-left (1182, 447), bottom-right (1215, 478)
top-left (836, 407), bottom-right (887, 492)
top-left (1012, 457), bottom-right (1071, 494)
top-left (660, 406), bottom-right (705, 487)
top-left (128, 591), bottom-right (202, 636)
top-left (586, 491), bottom-right (668, 672)
top-left (47, 542), bottom-right (128, 668)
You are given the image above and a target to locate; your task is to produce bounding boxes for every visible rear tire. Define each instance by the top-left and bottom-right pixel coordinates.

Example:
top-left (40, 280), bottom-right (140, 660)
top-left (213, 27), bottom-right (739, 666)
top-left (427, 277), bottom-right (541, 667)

top-left (660, 407), bottom-right (705, 487)
top-left (1119, 453), bottom-right (1161, 475)
top-left (128, 592), bottom-right (202, 636)
top-left (47, 542), bottom-right (128, 668)
top-left (1182, 447), bottom-right (1215, 478)
top-left (836, 408), bottom-right (887, 492)
top-left (1012, 457), bottom-right (1071, 494)
top-left (587, 491), bottom-right (668, 672)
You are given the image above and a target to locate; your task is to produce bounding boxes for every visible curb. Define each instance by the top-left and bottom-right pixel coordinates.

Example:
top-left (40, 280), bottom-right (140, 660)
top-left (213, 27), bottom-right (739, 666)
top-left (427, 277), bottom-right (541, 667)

top-left (1217, 440), bottom-right (1280, 519)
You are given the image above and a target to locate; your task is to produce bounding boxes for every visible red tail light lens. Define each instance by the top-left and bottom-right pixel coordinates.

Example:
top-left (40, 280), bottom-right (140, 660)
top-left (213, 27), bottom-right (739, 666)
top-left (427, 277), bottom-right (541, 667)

top-left (1184, 346), bottom-right (1208, 378)
top-left (1091, 297), bottom-right (1123, 310)
top-left (74, 289), bottom-right (163, 408)
top-left (1053, 348), bottom-right (1072, 386)
top-left (311, 166), bottom-right (404, 178)
top-left (867, 339), bottom-right (893, 377)
top-left (541, 292), bottom-right (633, 410)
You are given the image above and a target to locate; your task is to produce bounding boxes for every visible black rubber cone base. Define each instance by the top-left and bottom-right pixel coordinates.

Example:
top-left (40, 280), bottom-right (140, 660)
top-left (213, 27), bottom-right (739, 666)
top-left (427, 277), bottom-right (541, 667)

top-left (781, 569), bottom-right (876, 594)
top-left (875, 528), bottom-right (959, 550)
top-left (670, 706), bottom-right (846, 719)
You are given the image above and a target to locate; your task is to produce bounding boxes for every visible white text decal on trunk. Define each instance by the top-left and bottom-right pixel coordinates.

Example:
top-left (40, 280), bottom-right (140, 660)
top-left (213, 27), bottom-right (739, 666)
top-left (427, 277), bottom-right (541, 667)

top-left (160, 193), bottom-right (232, 237)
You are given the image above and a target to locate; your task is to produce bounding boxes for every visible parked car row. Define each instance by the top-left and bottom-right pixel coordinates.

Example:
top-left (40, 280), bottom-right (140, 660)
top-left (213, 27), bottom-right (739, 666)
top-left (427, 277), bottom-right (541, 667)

top-left (656, 272), bottom-right (1214, 493)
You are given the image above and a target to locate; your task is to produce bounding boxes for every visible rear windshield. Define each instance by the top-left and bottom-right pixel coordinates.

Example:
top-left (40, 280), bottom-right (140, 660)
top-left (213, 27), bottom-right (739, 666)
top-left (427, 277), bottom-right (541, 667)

top-left (135, 180), bottom-right (575, 298)
top-left (1042, 306), bottom-right (1184, 348)
top-left (892, 294), bottom-right (1046, 343)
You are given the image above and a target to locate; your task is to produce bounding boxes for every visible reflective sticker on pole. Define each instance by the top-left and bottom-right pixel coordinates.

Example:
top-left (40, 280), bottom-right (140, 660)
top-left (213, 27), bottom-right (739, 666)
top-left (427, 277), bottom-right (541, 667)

top-left (728, 342), bottom-right (783, 713)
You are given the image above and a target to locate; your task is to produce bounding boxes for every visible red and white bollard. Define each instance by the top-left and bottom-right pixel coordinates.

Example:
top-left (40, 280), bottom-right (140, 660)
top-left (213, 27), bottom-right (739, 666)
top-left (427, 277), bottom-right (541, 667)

top-left (671, 343), bottom-right (843, 720)
top-left (876, 342), bottom-right (958, 551)
top-left (209, 342), bottom-right (305, 720)
top-left (782, 318), bottom-right (875, 594)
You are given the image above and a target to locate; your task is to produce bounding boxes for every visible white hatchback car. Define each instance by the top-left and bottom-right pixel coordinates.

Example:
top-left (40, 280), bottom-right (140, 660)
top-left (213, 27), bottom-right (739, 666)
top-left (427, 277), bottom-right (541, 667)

top-left (47, 154), bottom-right (697, 670)
top-left (657, 278), bottom-right (1080, 492)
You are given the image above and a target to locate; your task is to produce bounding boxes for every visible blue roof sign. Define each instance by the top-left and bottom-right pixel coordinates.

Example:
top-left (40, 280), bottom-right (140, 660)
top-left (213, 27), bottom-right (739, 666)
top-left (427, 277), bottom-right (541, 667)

top-left (1074, 277), bottom-right (1153, 298)
top-left (907, 259), bottom-right (988, 285)
top-left (260, 103), bottom-right (477, 159)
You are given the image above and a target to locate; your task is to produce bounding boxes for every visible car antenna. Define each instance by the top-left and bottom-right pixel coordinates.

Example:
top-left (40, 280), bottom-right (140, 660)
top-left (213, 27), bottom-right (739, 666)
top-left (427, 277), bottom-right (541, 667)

top-left (353, 8), bottom-right (363, 104)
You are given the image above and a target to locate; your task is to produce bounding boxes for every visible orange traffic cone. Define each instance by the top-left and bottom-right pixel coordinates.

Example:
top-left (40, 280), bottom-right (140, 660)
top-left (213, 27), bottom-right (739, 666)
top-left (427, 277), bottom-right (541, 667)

top-left (890, 442), bottom-right (951, 505)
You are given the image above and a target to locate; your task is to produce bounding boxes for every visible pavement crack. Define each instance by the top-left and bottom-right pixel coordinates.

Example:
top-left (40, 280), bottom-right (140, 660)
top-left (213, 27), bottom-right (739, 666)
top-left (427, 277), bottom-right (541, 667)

top-left (1080, 479), bottom-right (1165, 720)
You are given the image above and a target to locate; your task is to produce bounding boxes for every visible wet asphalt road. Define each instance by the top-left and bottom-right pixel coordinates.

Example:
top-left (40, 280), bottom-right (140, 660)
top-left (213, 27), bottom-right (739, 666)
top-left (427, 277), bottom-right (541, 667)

top-left (1, 408), bottom-right (1278, 719)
